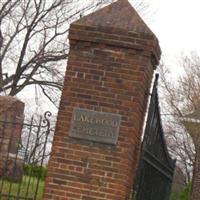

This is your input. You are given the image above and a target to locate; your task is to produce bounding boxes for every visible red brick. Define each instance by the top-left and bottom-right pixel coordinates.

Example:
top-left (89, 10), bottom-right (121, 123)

top-left (43, 0), bottom-right (161, 199)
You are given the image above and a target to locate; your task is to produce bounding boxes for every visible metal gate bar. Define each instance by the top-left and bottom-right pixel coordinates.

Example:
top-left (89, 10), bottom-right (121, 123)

top-left (0, 111), bottom-right (52, 200)
top-left (133, 74), bottom-right (176, 200)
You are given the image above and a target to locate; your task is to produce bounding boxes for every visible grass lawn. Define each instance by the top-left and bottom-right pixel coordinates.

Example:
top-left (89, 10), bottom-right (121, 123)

top-left (0, 176), bottom-right (44, 200)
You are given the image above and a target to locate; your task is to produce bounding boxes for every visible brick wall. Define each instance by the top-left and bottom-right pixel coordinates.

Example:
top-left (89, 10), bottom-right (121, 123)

top-left (43, 0), bottom-right (161, 199)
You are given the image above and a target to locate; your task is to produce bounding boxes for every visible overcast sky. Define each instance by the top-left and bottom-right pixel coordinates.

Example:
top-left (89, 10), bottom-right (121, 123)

top-left (137, 0), bottom-right (200, 74)
top-left (18, 0), bottom-right (200, 114)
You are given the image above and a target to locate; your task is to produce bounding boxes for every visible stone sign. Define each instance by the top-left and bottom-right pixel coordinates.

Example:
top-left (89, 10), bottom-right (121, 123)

top-left (69, 108), bottom-right (121, 145)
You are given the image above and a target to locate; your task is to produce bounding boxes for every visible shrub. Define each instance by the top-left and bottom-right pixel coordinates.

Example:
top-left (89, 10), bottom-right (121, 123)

top-left (170, 183), bottom-right (191, 200)
top-left (24, 164), bottom-right (47, 180)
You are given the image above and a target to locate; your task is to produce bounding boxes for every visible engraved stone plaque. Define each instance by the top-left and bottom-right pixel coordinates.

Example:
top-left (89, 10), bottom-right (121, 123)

top-left (69, 108), bottom-right (121, 145)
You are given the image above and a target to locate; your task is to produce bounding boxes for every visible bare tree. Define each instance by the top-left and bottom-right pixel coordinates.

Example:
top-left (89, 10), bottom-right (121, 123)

top-left (0, 0), bottom-right (111, 105)
top-left (159, 53), bottom-right (200, 199)
top-left (0, 0), bottom-right (151, 108)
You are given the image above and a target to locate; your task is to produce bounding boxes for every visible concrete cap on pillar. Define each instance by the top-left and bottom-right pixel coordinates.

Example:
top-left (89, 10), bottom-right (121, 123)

top-left (0, 96), bottom-right (24, 119)
top-left (76, 0), bottom-right (154, 36)
top-left (70, 0), bottom-right (161, 67)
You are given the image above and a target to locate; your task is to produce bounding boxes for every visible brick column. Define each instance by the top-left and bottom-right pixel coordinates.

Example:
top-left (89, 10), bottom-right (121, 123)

top-left (43, 0), bottom-right (161, 199)
top-left (0, 96), bottom-right (24, 181)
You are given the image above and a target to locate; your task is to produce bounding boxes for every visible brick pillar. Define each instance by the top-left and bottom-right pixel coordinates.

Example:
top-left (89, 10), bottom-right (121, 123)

top-left (43, 0), bottom-right (161, 199)
top-left (0, 96), bottom-right (24, 181)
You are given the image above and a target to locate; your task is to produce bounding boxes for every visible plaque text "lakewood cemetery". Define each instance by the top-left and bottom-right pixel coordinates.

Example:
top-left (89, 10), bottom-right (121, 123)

top-left (69, 108), bottom-right (121, 145)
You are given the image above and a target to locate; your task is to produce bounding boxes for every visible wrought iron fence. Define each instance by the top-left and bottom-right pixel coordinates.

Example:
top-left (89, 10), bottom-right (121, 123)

top-left (0, 111), bottom-right (52, 200)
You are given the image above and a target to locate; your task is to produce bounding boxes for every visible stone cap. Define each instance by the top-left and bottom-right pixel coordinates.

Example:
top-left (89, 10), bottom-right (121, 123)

top-left (70, 0), bottom-right (161, 67)
top-left (75, 0), bottom-right (154, 37)
top-left (0, 96), bottom-right (24, 117)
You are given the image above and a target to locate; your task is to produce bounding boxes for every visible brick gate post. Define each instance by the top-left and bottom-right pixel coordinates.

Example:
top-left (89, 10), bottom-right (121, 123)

top-left (43, 0), bottom-right (161, 199)
top-left (0, 96), bottom-right (24, 181)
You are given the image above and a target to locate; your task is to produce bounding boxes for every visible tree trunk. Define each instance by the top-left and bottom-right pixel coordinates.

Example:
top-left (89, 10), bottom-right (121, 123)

top-left (191, 146), bottom-right (200, 200)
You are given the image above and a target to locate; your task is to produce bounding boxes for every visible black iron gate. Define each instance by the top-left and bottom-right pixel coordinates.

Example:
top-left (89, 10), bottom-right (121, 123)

top-left (133, 75), bottom-right (176, 200)
top-left (0, 111), bottom-right (52, 200)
